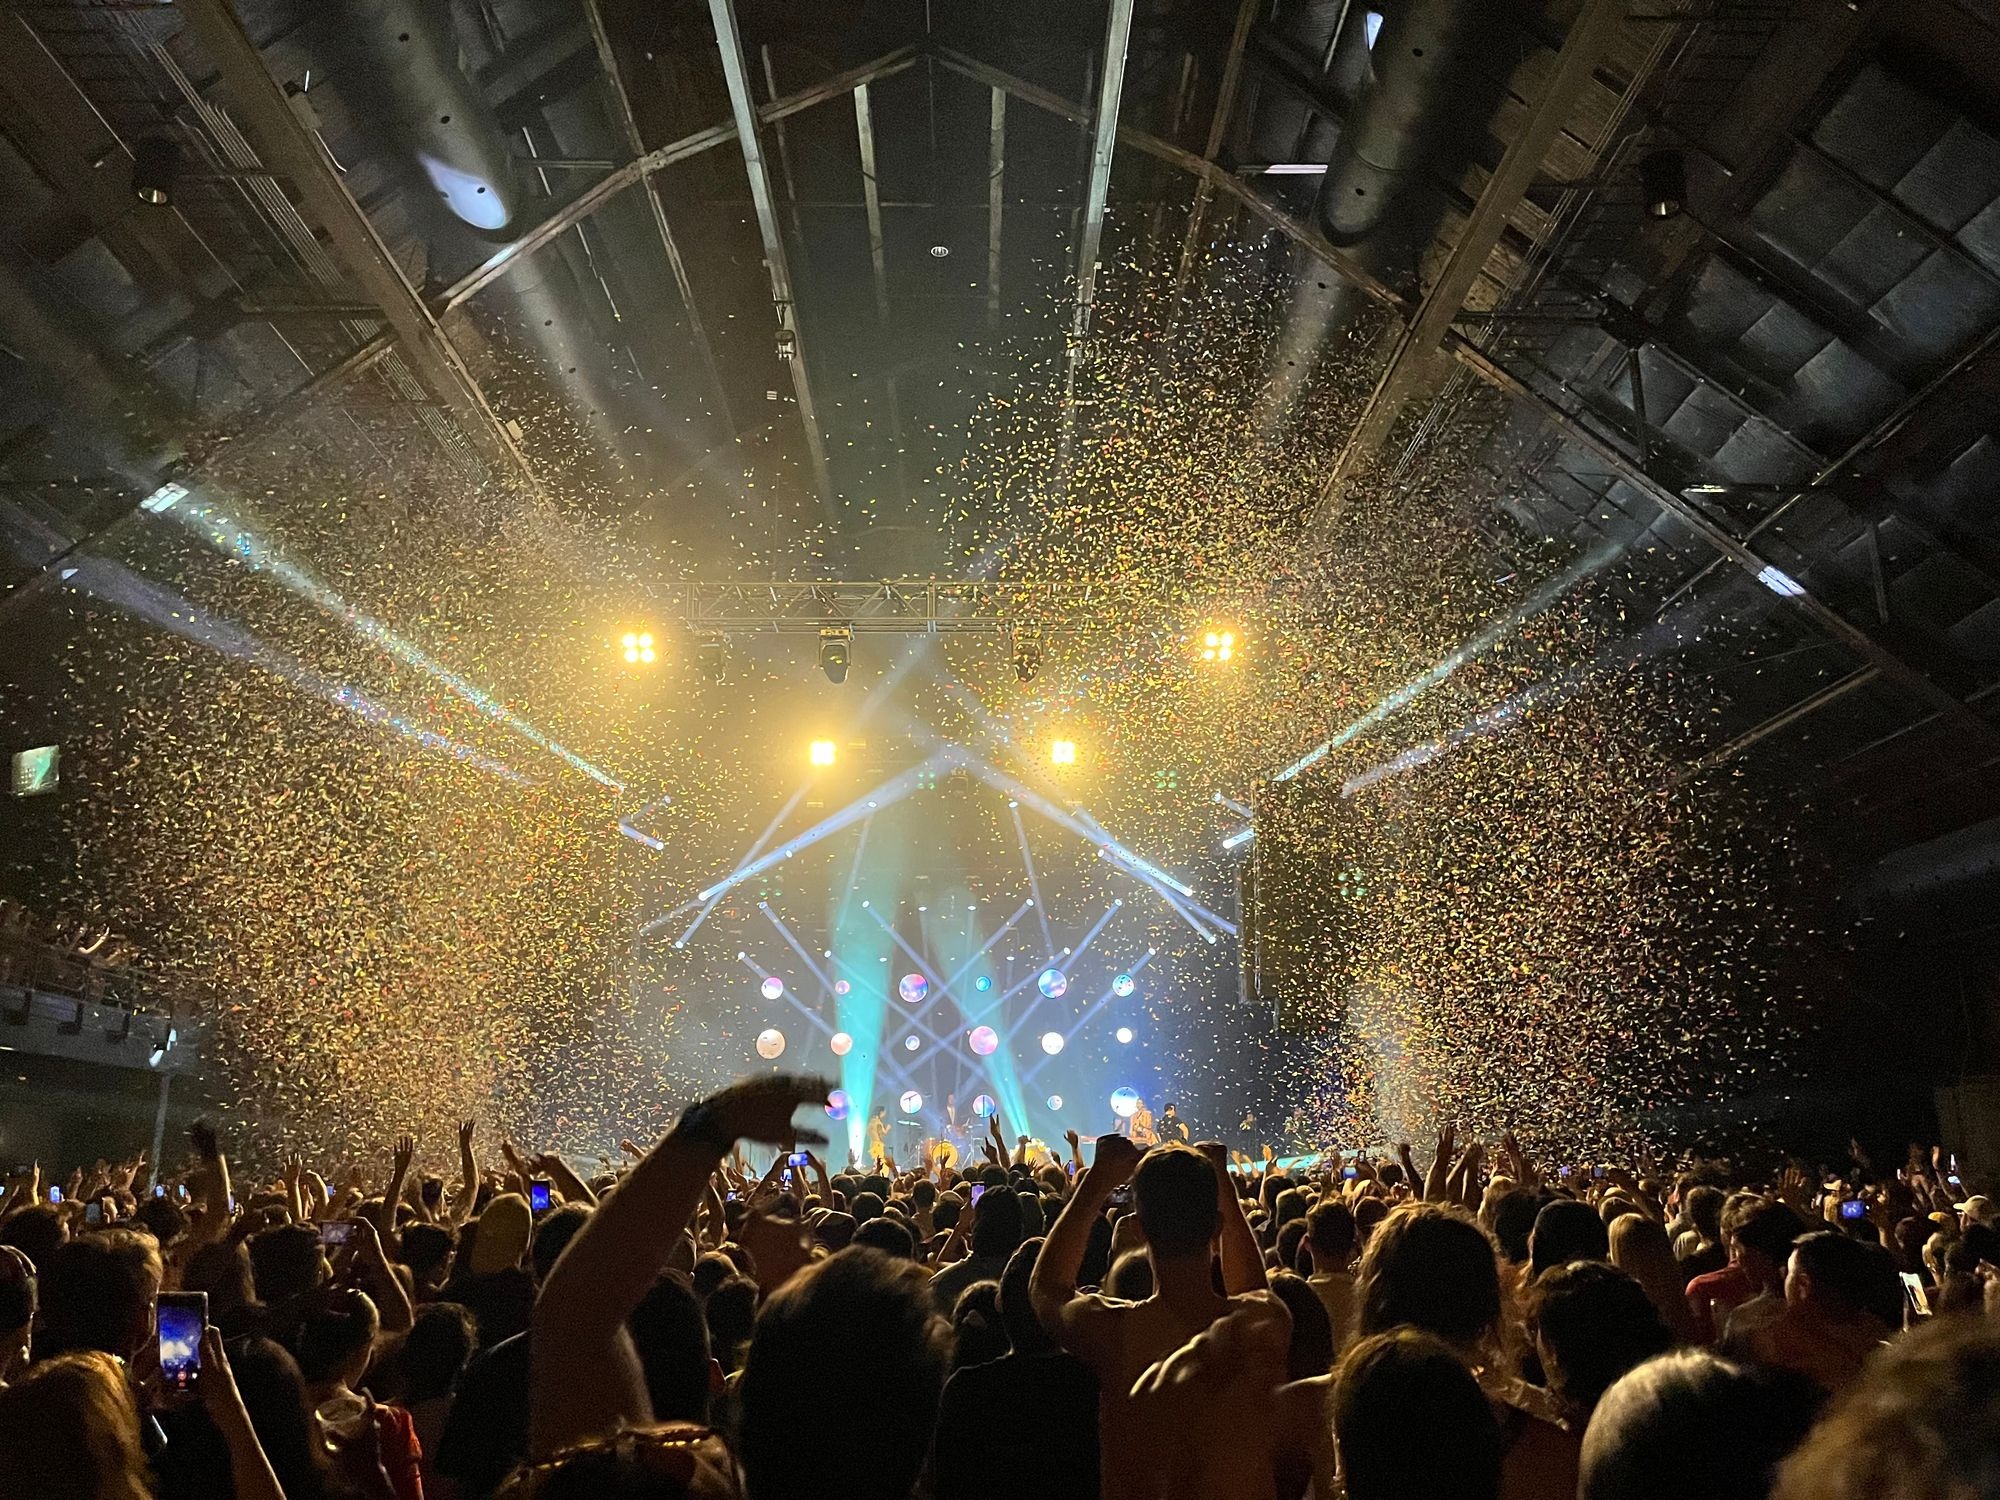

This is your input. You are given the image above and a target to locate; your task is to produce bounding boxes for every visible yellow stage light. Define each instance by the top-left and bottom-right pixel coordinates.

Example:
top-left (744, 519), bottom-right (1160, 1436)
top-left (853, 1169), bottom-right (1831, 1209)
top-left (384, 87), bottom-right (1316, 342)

top-left (1050, 739), bottom-right (1077, 766)
top-left (620, 630), bottom-right (657, 665)
top-left (1200, 628), bottom-right (1237, 663)
top-left (809, 739), bottom-right (838, 767)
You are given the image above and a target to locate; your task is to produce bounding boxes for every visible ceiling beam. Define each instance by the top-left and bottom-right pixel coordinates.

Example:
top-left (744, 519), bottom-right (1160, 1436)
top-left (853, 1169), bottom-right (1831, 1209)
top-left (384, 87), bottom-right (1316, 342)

top-left (986, 87), bottom-right (1006, 328)
top-left (933, 45), bottom-right (1406, 316)
top-left (708, 0), bottom-right (837, 527)
top-left (438, 46), bottom-right (921, 316)
top-left (1167, 0), bottom-right (1260, 322)
top-left (582, 0), bottom-right (735, 435)
top-left (1056, 0), bottom-right (1137, 472)
top-left (1448, 336), bottom-right (2000, 758)
top-left (1310, 0), bottom-right (1626, 530)
top-left (173, 0), bottom-right (540, 491)
top-left (854, 83), bottom-right (892, 325)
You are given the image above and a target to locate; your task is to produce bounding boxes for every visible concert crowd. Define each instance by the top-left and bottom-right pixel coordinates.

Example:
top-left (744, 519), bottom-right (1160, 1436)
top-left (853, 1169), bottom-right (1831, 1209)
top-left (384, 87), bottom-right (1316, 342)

top-left (3, 1075), bottom-right (1998, 1500)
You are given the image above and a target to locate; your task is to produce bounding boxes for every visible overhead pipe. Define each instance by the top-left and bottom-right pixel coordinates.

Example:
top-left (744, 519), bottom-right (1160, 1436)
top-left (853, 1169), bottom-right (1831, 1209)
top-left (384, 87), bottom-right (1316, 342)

top-left (1255, 0), bottom-right (1511, 438)
top-left (313, 0), bottom-right (697, 495)
top-left (321, 0), bottom-right (527, 234)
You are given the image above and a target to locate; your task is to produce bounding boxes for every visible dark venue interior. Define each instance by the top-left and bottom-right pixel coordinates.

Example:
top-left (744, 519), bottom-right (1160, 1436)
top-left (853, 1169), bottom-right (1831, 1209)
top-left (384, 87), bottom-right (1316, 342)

top-left (2, 1), bottom-right (2000, 1496)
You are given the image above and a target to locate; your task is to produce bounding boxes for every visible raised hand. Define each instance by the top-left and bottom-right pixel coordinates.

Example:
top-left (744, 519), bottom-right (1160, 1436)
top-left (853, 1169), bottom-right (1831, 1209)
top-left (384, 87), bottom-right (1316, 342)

top-left (697, 1073), bottom-right (834, 1149)
top-left (392, 1135), bottom-right (416, 1181)
top-left (459, 1120), bottom-right (476, 1154)
top-left (1091, 1131), bottom-right (1143, 1190)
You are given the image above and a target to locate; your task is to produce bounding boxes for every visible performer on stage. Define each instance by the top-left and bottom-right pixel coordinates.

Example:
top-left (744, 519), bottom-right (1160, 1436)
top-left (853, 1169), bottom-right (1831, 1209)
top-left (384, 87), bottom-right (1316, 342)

top-left (1118, 1097), bottom-right (1159, 1147)
top-left (867, 1105), bottom-right (890, 1165)
top-left (1159, 1101), bottom-right (1190, 1144)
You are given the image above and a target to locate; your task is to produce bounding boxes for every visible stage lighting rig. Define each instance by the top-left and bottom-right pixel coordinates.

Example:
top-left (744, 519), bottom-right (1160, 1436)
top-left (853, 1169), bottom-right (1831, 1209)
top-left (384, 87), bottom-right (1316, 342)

top-left (1012, 629), bottom-right (1042, 682)
top-left (818, 626), bottom-right (852, 684)
top-left (1050, 739), bottom-right (1078, 767)
top-left (809, 739), bottom-right (837, 767)
top-left (620, 631), bottom-right (656, 665)
top-left (696, 634), bottom-right (727, 681)
top-left (1200, 628), bottom-right (1236, 663)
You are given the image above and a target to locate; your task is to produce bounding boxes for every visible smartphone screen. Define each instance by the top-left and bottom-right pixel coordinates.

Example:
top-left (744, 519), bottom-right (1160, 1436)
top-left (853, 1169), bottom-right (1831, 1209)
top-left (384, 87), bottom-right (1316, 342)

top-left (529, 1181), bottom-right (552, 1212)
top-left (1343, 1166), bottom-right (1359, 1180)
top-left (152, 1185), bottom-right (167, 1198)
top-left (319, 1220), bottom-right (354, 1248)
top-left (85, 1202), bottom-right (103, 1225)
top-left (1839, 1199), bottom-right (1868, 1222)
top-left (157, 1292), bottom-right (207, 1393)
top-left (781, 1168), bottom-right (794, 1189)
top-left (789, 1151), bottom-right (809, 1168)
top-left (970, 1183), bottom-right (986, 1206)
top-left (47, 1187), bottom-right (61, 1204)
top-left (1900, 1271), bottom-right (1931, 1317)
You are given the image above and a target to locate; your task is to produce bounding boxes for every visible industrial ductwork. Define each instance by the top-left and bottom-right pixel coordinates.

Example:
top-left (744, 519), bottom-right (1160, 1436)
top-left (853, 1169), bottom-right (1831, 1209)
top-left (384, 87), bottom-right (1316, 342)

top-left (1255, 0), bottom-right (1512, 438)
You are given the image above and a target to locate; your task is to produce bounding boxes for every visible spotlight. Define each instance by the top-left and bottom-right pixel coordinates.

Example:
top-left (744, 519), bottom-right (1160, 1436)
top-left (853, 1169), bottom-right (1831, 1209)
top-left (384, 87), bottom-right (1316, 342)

top-left (1640, 149), bottom-right (1686, 218)
top-left (697, 634), bottom-right (727, 682)
top-left (620, 630), bottom-right (656, 665)
top-left (1012, 630), bottom-right (1042, 683)
top-left (1200, 628), bottom-right (1236, 663)
top-left (1041, 1031), bottom-right (1065, 1055)
top-left (1046, 1094), bottom-right (1063, 1110)
top-left (903, 1034), bottom-right (920, 1052)
top-left (755, 1027), bottom-right (786, 1059)
top-left (818, 627), bottom-right (852, 684)
top-left (809, 739), bottom-right (837, 767)
top-left (968, 1025), bottom-right (999, 1056)
top-left (760, 976), bottom-right (785, 1000)
top-left (132, 135), bottom-right (179, 206)
top-left (1050, 739), bottom-right (1077, 767)
top-left (1115, 1026), bottom-right (1135, 1044)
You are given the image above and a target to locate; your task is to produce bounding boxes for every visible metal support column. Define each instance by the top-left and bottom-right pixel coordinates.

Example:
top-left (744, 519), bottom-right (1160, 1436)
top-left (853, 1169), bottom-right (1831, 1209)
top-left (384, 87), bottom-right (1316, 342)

top-left (855, 83), bottom-right (892, 324)
top-left (1056, 0), bottom-right (1137, 472)
top-left (986, 87), bottom-right (1007, 328)
top-left (583, 0), bottom-right (735, 433)
top-left (706, 0), bottom-right (837, 525)
top-left (1310, 0), bottom-right (1625, 529)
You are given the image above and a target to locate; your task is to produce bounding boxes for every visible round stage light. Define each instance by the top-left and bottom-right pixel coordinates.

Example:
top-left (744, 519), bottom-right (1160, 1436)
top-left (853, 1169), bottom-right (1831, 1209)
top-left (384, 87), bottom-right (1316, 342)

top-left (1047, 1095), bottom-right (1063, 1110)
top-left (1050, 739), bottom-right (1077, 767)
top-left (826, 1089), bottom-right (850, 1121)
top-left (974, 975), bottom-right (992, 993)
top-left (968, 1025), bottom-right (999, 1056)
top-left (972, 1093), bottom-right (996, 1117)
top-left (830, 1031), bottom-right (853, 1056)
top-left (1110, 1087), bottom-right (1141, 1118)
top-left (834, 979), bottom-right (851, 996)
top-left (755, 1028), bottom-right (785, 1059)
top-left (1040, 1031), bottom-right (1065, 1056)
top-left (900, 1090), bottom-right (923, 1114)
top-left (1115, 1026), bottom-right (1134, 1044)
top-left (903, 1034), bottom-right (920, 1052)
top-left (898, 973), bottom-right (928, 1004)
top-left (808, 739), bottom-right (837, 767)
top-left (760, 976), bottom-right (784, 1000)
top-left (1038, 968), bottom-right (1068, 999)
top-left (1199, 628), bottom-right (1236, 663)
top-left (1112, 973), bottom-right (1136, 997)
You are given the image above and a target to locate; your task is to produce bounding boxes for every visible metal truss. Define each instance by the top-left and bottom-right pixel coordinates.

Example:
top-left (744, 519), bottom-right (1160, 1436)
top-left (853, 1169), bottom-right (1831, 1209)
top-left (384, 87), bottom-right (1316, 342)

top-left (661, 580), bottom-right (1115, 635)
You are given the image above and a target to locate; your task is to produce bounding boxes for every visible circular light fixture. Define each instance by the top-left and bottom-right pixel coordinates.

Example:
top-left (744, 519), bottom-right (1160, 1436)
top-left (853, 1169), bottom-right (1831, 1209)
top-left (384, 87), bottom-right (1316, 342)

top-left (1040, 1031), bottom-right (1065, 1056)
top-left (755, 1028), bottom-right (786, 1059)
top-left (968, 1025), bottom-right (999, 1056)
top-left (620, 630), bottom-right (657, 665)
top-left (760, 976), bottom-right (784, 1000)
top-left (826, 1089), bottom-right (851, 1120)
top-left (1115, 1026), bottom-right (1134, 1045)
top-left (972, 1093), bottom-right (996, 1117)
top-left (833, 980), bottom-right (851, 997)
top-left (1110, 1087), bottom-right (1141, 1118)
top-left (830, 1031), bottom-right (853, 1056)
top-left (974, 975), bottom-right (993, 993)
top-left (929, 243), bottom-right (951, 258)
top-left (1112, 974), bottom-right (1136, 997)
top-left (1200, 628), bottom-right (1236, 663)
top-left (1046, 1094), bottom-right (1063, 1110)
top-left (903, 1034), bottom-right (920, 1052)
top-left (898, 973), bottom-right (928, 1004)
top-left (900, 1090), bottom-right (924, 1114)
top-left (1038, 968), bottom-right (1068, 999)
